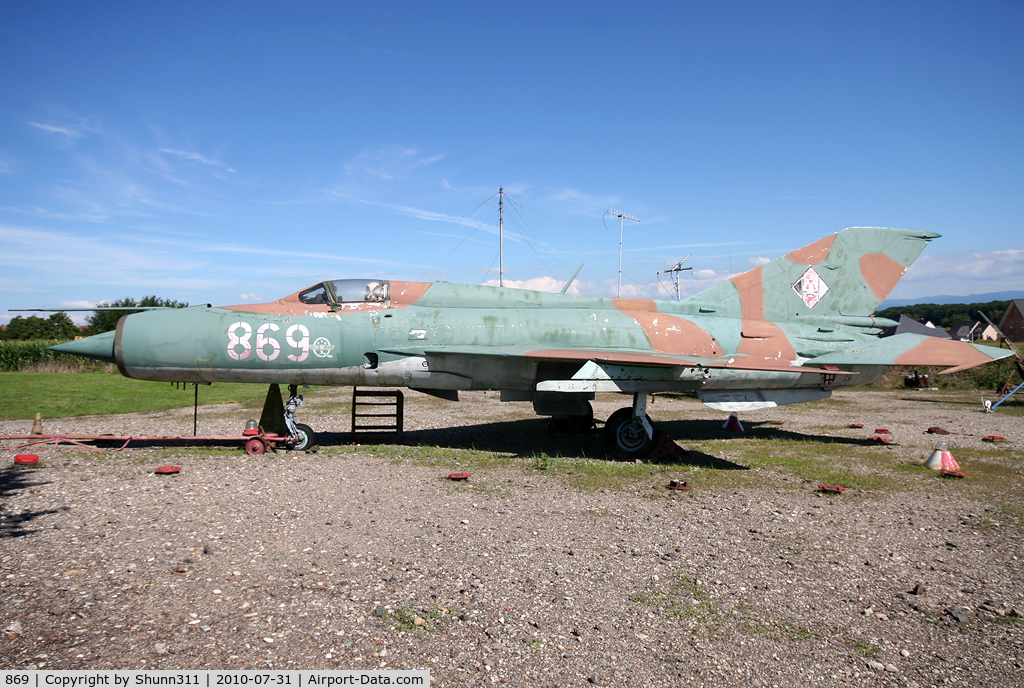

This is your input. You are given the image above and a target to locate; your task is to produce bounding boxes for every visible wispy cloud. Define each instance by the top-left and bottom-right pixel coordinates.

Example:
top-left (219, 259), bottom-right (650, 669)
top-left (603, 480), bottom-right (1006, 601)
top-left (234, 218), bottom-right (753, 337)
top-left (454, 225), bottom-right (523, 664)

top-left (409, 228), bottom-right (494, 245)
top-left (121, 231), bottom-right (419, 268)
top-left (894, 249), bottom-right (1024, 297)
top-left (27, 114), bottom-right (98, 143)
top-left (28, 121), bottom-right (81, 138)
top-left (482, 275), bottom-right (583, 296)
top-left (158, 148), bottom-right (237, 173)
top-left (0, 203), bottom-right (111, 223)
top-left (337, 196), bottom-right (531, 245)
top-left (546, 187), bottom-right (621, 215)
top-left (343, 146), bottom-right (444, 181)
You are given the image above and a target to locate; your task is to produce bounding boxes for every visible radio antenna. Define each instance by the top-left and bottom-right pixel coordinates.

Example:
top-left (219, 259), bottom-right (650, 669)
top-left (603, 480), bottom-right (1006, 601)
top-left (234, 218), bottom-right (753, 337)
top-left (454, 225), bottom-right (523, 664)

top-left (607, 208), bottom-right (640, 297)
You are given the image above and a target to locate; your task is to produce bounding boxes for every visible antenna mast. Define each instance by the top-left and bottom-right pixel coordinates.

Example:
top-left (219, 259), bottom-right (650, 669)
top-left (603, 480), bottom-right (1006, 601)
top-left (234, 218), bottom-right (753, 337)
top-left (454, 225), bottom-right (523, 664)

top-left (658, 255), bottom-right (692, 300)
top-left (499, 187), bottom-right (504, 288)
top-left (608, 208), bottom-right (640, 298)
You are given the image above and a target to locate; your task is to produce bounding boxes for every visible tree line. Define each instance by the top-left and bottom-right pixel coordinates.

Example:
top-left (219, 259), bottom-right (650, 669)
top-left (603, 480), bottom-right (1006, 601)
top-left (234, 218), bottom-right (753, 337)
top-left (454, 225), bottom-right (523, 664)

top-left (1, 296), bottom-right (188, 341)
top-left (876, 300), bottom-right (1009, 330)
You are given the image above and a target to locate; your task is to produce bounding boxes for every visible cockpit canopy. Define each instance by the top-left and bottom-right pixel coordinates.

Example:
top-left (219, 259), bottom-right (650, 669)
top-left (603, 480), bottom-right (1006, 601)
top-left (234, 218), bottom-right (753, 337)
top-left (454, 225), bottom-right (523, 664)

top-left (298, 279), bottom-right (389, 306)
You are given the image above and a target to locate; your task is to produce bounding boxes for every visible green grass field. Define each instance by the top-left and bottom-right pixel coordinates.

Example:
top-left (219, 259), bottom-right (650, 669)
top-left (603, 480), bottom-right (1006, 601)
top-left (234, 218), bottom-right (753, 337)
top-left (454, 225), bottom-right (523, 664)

top-left (0, 372), bottom-right (268, 420)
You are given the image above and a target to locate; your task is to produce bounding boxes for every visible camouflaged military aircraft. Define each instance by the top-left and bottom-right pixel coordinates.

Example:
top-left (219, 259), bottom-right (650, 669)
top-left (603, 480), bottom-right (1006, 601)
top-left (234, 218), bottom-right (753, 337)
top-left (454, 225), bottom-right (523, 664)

top-left (51, 226), bottom-right (1012, 458)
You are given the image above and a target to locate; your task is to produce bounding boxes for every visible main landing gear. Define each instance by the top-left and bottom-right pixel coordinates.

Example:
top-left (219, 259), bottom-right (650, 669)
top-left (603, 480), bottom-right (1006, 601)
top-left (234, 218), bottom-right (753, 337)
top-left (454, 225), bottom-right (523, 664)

top-left (259, 383), bottom-right (318, 451)
top-left (603, 392), bottom-right (655, 459)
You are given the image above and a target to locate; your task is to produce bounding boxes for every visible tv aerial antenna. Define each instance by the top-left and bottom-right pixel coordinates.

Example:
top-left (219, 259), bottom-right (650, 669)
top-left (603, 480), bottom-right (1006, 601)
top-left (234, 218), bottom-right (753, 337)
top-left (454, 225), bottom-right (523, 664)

top-left (607, 208), bottom-right (640, 297)
top-left (658, 256), bottom-right (692, 300)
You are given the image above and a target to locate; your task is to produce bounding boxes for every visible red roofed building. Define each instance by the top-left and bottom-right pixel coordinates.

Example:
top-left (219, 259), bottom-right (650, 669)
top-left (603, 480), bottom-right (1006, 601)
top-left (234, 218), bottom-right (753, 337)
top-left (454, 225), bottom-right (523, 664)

top-left (999, 299), bottom-right (1024, 343)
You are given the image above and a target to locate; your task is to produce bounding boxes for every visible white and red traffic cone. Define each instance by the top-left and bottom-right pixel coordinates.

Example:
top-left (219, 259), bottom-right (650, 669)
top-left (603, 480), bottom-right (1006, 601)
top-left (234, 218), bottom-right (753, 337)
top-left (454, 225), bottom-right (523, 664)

top-left (723, 413), bottom-right (744, 432)
top-left (924, 441), bottom-right (961, 472)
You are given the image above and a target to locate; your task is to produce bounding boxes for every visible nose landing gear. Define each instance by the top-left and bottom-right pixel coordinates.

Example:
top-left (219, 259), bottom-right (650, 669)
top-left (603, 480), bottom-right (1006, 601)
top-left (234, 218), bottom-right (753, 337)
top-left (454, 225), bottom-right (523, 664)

top-left (258, 383), bottom-right (318, 451)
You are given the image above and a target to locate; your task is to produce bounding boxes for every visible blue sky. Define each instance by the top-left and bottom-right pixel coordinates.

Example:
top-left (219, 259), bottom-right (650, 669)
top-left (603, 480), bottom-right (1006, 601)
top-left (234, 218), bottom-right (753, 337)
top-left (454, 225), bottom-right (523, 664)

top-left (2, 2), bottom-right (1022, 323)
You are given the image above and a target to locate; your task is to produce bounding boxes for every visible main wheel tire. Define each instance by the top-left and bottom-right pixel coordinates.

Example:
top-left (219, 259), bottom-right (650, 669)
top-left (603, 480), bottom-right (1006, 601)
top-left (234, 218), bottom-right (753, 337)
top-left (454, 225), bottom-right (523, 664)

top-left (291, 423), bottom-right (317, 451)
top-left (603, 407), bottom-right (655, 459)
top-left (551, 402), bottom-right (594, 434)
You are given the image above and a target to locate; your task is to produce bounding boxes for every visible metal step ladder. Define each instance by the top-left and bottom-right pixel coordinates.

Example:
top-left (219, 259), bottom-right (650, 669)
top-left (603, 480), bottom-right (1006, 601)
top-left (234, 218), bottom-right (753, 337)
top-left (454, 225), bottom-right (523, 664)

top-left (351, 388), bottom-right (404, 440)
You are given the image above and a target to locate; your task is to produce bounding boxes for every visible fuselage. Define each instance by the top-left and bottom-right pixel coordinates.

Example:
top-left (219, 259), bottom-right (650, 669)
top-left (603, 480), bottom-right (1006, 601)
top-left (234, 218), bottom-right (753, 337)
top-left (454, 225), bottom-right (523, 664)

top-left (108, 279), bottom-right (886, 392)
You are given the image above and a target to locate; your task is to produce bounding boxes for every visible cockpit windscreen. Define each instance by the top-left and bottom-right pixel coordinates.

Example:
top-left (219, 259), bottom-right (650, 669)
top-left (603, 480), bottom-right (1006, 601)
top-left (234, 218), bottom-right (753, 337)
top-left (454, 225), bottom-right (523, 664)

top-left (298, 279), bottom-right (389, 305)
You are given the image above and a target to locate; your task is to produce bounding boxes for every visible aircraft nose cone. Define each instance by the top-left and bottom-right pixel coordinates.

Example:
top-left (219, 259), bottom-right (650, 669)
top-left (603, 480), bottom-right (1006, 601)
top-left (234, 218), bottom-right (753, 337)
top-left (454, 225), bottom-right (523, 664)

top-left (48, 330), bottom-right (116, 363)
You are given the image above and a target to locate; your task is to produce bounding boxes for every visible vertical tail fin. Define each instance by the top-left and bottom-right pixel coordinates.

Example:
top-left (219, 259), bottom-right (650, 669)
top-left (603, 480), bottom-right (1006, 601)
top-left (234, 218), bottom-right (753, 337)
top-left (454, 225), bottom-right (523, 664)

top-left (687, 227), bottom-right (938, 322)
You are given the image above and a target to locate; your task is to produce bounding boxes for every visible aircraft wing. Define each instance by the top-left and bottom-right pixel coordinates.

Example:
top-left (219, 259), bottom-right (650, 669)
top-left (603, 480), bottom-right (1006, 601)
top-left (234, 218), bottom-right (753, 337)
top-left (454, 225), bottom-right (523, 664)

top-left (377, 345), bottom-right (856, 375)
top-left (807, 333), bottom-right (1014, 374)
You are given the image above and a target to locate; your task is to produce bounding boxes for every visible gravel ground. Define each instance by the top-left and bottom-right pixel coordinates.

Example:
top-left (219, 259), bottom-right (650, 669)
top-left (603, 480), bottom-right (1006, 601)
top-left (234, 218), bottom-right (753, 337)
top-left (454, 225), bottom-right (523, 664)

top-left (1, 387), bottom-right (1022, 687)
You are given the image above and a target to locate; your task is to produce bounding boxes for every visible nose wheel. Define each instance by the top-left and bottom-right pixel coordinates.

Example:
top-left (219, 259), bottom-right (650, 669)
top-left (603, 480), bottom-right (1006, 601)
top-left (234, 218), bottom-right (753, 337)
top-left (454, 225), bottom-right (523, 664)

top-left (290, 422), bottom-right (317, 451)
top-left (284, 384), bottom-right (317, 451)
top-left (602, 392), bottom-right (655, 459)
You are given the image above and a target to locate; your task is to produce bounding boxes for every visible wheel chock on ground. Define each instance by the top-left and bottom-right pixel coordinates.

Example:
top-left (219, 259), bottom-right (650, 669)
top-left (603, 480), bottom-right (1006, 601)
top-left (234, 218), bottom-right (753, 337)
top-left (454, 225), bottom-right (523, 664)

top-left (667, 479), bottom-right (691, 491)
top-left (14, 454), bottom-right (39, 464)
top-left (646, 430), bottom-right (689, 459)
top-left (869, 435), bottom-right (894, 444)
top-left (982, 436), bottom-right (1007, 443)
top-left (817, 485), bottom-right (846, 493)
top-left (723, 413), bottom-right (744, 432)
top-left (447, 472), bottom-right (471, 481)
top-left (849, 423), bottom-right (864, 428)
top-left (154, 465), bottom-right (181, 475)
top-left (941, 470), bottom-right (967, 479)
top-left (874, 428), bottom-right (890, 434)
top-left (927, 427), bottom-right (951, 435)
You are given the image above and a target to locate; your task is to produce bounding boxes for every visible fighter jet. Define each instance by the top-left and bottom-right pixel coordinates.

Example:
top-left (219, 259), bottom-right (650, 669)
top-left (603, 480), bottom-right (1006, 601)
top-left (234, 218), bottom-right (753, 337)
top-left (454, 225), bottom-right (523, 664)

top-left (51, 227), bottom-right (1012, 458)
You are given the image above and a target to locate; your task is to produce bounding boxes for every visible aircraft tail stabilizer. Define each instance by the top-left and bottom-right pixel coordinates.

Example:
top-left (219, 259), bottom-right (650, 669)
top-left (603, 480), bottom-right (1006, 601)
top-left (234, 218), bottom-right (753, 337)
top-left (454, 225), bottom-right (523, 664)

top-left (686, 227), bottom-right (938, 323)
top-left (809, 333), bottom-right (1014, 374)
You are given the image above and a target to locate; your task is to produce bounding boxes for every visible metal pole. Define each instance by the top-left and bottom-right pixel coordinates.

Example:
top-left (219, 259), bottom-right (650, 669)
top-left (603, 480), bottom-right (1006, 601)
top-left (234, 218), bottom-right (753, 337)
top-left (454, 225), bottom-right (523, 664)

top-left (193, 383), bottom-right (198, 436)
top-left (991, 380), bottom-right (1024, 410)
top-left (608, 208), bottom-right (639, 298)
top-left (618, 214), bottom-right (624, 298)
top-left (499, 187), bottom-right (504, 288)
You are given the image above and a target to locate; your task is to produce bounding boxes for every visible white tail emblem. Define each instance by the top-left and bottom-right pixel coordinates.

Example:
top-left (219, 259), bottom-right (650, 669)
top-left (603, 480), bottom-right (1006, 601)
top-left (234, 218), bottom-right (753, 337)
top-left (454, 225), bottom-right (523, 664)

top-left (793, 267), bottom-right (829, 308)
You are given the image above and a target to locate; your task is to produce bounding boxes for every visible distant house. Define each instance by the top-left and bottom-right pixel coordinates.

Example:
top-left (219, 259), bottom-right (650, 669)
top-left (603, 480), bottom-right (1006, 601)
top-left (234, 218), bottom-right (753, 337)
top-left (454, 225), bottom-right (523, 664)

top-left (949, 320), bottom-right (998, 342)
top-left (884, 314), bottom-right (952, 339)
top-left (998, 299), bottom-right (1024, 343)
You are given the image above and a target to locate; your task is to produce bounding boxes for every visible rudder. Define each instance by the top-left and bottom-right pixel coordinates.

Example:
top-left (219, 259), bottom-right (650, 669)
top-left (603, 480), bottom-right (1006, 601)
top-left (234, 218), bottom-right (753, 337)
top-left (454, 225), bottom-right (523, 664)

top-left (686, 227), bottom-right (938, 322)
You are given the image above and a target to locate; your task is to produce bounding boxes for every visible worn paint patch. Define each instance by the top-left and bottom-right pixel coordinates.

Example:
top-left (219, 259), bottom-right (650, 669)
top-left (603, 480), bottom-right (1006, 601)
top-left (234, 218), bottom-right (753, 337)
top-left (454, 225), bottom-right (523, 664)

top-left (730, 265), bottom-right (765, 321)
top-left (859, 253), bottom-right (906, 301)
top-left (611, 298), bottom-right (658, 313)
top-left (621, 311), bottom-right (722, 357)
top-left (737, 320), bottom-right (797, 363)
top-left (785, 234), bottom-right (835, 265)
top-left (894, 337), bottom-right (993, 372)
top-left (391, 281), bottom-right (432, 307)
